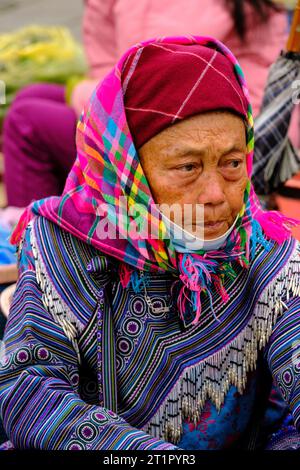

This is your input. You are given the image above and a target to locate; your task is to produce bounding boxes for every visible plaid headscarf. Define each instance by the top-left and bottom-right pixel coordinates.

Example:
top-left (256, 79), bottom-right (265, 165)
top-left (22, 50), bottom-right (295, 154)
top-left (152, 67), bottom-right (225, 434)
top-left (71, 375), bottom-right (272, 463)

top-left (122, 42), bottom-right (248, 149)
top-left (12, 36), bottom-right (299, 325)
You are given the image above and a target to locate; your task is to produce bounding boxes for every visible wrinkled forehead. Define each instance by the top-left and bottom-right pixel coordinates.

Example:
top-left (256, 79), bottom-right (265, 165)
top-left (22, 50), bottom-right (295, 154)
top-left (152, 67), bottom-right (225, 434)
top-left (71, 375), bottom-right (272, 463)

top-left (139, 110), bottom-right (248, 162)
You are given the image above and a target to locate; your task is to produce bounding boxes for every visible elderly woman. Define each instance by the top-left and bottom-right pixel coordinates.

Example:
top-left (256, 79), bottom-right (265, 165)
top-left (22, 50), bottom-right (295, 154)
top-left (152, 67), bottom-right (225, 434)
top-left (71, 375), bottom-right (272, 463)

top-left (0, 36), bottom-right (300, 451)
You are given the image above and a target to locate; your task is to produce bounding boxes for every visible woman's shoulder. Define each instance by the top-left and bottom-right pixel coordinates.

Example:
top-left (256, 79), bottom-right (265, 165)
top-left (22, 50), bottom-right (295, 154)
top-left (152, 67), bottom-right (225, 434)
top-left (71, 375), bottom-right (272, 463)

top-left (274, 235), bottom-right (300, 264)
top-left (253, 235), bottom-right (300, 274)
top-left (21, 215), bottom-right (114, 327)
top-left (249, 235), bottom-right (300, 307)
top-left (29, 214), bottom-right (114, 273)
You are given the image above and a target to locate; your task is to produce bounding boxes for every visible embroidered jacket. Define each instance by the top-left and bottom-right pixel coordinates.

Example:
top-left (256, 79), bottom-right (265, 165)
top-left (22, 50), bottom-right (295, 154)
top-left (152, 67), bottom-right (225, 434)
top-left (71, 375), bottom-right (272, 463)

top-left (0, 216), bottom-right (300, 449)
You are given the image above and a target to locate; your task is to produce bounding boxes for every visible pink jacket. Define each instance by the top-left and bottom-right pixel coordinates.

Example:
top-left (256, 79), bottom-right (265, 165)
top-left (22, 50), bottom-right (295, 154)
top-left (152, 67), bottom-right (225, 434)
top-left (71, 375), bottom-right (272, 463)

top-left (71, 0), bottom-right (287, 117)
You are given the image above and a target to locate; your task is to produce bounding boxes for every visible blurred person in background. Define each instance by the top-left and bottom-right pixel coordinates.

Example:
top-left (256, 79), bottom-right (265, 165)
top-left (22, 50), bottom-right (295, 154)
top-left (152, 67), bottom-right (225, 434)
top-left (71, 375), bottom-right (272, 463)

top-left (0, 0), bottom-right (286, 226)
top-left (277, 0), bottom-right (298, 25)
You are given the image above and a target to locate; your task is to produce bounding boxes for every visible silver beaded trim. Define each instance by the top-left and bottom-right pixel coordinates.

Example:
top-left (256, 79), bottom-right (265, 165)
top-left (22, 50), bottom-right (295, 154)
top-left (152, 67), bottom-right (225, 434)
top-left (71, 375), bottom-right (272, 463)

top-left (142, 241), bottom-right (300, 444)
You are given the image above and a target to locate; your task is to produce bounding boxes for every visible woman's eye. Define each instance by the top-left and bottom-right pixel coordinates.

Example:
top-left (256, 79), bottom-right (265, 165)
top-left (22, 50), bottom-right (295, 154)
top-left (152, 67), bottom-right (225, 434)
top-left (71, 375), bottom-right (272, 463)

top-left (226, 160), bottom-right (242, 169)
top-left (179, 164), bottom-right (197, 172)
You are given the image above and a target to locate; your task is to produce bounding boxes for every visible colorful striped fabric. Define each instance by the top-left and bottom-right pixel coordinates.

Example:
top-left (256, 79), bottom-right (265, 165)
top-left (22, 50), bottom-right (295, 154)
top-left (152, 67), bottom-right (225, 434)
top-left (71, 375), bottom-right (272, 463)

top-left (0, 216), bottom-right (300, 449)
top-left (11, 35), bottom-right (300, 326)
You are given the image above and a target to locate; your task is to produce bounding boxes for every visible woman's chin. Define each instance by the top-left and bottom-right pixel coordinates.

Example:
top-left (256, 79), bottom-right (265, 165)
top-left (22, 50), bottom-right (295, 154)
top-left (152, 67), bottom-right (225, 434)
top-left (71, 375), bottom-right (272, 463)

top-left (182, 220), bottom-right (229, 240)
top-left (203, 220), bottom-right (228, 239)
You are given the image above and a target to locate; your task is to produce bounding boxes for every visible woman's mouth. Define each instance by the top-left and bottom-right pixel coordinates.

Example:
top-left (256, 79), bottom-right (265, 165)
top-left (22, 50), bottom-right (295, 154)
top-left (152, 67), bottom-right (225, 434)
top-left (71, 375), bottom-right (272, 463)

top-left (204, 220), bottom-right (227, 234)
top-left (181, 220), bottom-right (229, 238)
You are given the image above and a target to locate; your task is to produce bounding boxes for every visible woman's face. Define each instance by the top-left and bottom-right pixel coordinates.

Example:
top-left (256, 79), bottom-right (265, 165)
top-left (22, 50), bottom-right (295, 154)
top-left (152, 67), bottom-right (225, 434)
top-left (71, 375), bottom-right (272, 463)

top-left (139, 111), bottom-right (249, 240)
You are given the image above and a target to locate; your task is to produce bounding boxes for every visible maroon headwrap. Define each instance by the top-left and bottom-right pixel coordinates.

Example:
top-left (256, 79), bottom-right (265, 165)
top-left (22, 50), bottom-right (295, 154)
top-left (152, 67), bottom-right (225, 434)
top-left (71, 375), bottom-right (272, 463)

top-left (122, 42), bottom-right (249, 149)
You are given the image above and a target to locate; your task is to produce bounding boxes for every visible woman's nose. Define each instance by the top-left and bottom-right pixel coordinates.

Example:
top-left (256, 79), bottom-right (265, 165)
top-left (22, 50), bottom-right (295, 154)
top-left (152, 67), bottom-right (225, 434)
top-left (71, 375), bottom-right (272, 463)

top-left (196, 173), bottom-right (226, 206)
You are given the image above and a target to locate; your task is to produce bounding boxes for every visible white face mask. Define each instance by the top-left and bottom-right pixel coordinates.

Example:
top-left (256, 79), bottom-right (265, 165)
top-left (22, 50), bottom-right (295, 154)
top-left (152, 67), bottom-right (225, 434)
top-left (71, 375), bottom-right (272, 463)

top-left (160, 212), bottom-right (239, 253)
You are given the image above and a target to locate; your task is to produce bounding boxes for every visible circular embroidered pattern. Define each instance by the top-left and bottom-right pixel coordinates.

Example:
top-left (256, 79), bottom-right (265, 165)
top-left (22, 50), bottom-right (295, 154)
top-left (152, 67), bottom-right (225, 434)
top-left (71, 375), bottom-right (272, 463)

top-left (294, 360), bottom-right (300, 373)
top-left (116, 355), bottom-right (124, 372)
top-left (123, 318), bottom-right (142, 338)
top-left (82, 380), bottom-right (98, 398)
top-left (90, 411), bottom-right (109, 425)
top-left (34, 347), bottom-right (50, 361)
top-left (70, 372), bottom-right (80, 387)
top-left (0, 355), bottom-right (9, 367)
top-left (15, 348), bottom-right (30, 365)
top-left (98, 289), bottom-right (104, 299)
top-left (129, 295), bottom-right (147, 317)
top-left (282, 368), bottom-right (294, 388)
top-left (66, 440), bottom-right (85, 450)
top-left (106, 409), bottom-right (119, 421)
top-left (116, 337), bottom-right (133, 356)
top-left (147, 297), bottom-right (169, 318)
top-left (77, 422), bottom-right (98, 442)
top-left (87, 380), bottom-right (98, 393)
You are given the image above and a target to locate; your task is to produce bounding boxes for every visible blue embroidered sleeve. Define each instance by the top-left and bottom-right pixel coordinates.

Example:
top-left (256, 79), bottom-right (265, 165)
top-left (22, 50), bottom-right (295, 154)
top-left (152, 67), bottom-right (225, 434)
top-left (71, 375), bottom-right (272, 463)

top-left (0, 225), bottom-right (176, 450)
top-left (265, 296), bottom-right (300, 431)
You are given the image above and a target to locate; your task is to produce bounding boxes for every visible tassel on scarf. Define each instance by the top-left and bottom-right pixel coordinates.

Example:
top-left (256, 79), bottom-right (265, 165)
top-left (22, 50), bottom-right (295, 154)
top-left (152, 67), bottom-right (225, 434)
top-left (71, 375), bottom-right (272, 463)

top-left (10, 204), bottom-right (34, 245)
top-left (130, 270), bottom-right (150, 293)
top-left (118, 218), bottom-right (278, 327)
top-left (119, 262), bottom-right (150, 293)
top-left (256, 210), bottom-right (300, 245)
top-left (119, 262), bottom-right (134, 288)
top-left (212, 273), bottom-right (229, 304)
top-left (250, 187), bottom-right (300, 245)
top-left (177, 253), bottom-right (221, 325)
top-left (250, 218), bottom-right (272, 259)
